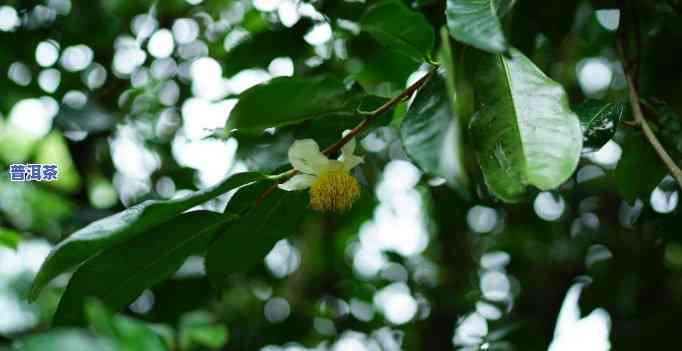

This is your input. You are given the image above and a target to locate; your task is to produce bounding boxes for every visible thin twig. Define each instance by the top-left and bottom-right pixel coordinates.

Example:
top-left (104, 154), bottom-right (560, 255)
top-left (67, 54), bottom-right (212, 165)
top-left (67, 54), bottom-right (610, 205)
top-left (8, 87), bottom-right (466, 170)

top-left (620, 120), bottom-right (639, 128)
top-left (622, 72), bottom-right (682, 188)
top-left (255, 66), bottom-right (439, 206)
top-left (616, 15), bottom-right (682, 189)
top-left (322, 66), bottom-right (438, 156)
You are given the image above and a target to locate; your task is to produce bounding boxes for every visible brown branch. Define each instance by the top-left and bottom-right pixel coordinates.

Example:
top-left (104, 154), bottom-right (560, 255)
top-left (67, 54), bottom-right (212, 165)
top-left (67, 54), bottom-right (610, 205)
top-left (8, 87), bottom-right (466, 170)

top-left (622, 72), bottom-right (682, 188)
top-left (616, 25), bottom-right (682, 189)
top-left (255, 66), bottom-right (439, 206)
top-left (322, 66), bottom-right (438, 156)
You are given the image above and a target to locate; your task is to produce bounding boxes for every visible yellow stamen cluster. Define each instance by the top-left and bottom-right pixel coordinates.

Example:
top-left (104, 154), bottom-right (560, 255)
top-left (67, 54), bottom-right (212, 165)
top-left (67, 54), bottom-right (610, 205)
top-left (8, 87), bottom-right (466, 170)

top-left (309, 167), bottom-right (360, 213)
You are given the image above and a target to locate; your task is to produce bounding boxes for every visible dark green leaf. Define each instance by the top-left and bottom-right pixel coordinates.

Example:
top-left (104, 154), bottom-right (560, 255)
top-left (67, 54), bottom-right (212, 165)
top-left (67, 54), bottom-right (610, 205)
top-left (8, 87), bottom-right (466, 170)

top-left (615, 132), bottom-right (668, 205)
top-left (360, 0), bottom-right (435, 61)
top-left (400, 70), bottom-right (469, 191)
top-left (223, 181), bottom-right (273, 215)
top-left (233, 130), bottom-right (294, 173)
top-left (30, 172), bottom-right (264, 300)
top-left (349, 39), bottom-right (420, 98)
top-left (446, 0), bottom-right (509, 54)
top-left (226, 76), bottom-right (360, 134)
top-left (53, 211), bottom-right (232, 326)
top-left (468, 48), bottom-right (582, 202)
top-left (222, 22), bottom-right (309, 77)
top-left (206, 188), bottom-right (307, 291)
top-left (0, 227), bottom-right (20, 250)
top-left (641, 98), bottom-right (682, 157)
top-left (296, 95), bottom-right (390, 149)
top-left (574, 99), bottom-right (624, 150)
top-left (85, 299), bottom-right (167, 351)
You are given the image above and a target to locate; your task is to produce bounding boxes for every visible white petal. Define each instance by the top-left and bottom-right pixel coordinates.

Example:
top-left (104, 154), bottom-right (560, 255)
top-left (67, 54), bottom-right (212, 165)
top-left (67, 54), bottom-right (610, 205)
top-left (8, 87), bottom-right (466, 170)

top-left (288, 139), bottom-right (329, 175)
top-left (341, 154), bottom-right (364, 172)
top-left (339, 130), bottom-right (362, 171)
top-left (340, 129), bottom-right (356, 158)
top-left (278, 174), bottom-right (316, 191)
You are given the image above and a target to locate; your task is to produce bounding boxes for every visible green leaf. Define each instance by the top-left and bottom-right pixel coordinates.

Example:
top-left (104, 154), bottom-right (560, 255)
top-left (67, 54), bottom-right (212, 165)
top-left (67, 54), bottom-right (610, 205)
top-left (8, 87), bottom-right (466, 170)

top-left (233, 131), bottom-right (294, 173)
top-left (468, 48), bottom-right (582, 202)
top-left (223, 180), bottom-right (273, 215)
top-left (206, 188), bottom-right (307, 291)
top-left (9, 330), bottom-right (112, 351)
top-left (574, 99), bottom-right (624, 150)
top-left (400, 70), bottom-right (469, 192)
top-left (615, 132), bottom-right (668, 205)
top-left (446, 0), bottom-right (509, 54)
top-left (350, 40), bottom-right (420, 98)
top-left (30, 172), bottom-right (264, 300)
top-left (360, 0), bottom-right (435, 61)
top-left (296, 95), bottom-right (390, 149)
top-left (225, 76), bottom-right (360, 134)
top-left (641, 98), bottom-right (682, 157)
top-left (35, 132), bottom-right (81, 193)
top-left (0, 178), bottom-right (73, 236)
top-left (0, 227), bottom-right (20, 250)
top-left (85, 299), bottom-right (167, 351)
top-left (222, 22), bottom-right (309, 77)
top-left (52, 211), bottom-right (233, 326)
top-left (439, 27), bottom-right (475, 125)
top-left (179, 311), bottom-right (228, 350)
top-left (181, 325), bottom-right (228, 350)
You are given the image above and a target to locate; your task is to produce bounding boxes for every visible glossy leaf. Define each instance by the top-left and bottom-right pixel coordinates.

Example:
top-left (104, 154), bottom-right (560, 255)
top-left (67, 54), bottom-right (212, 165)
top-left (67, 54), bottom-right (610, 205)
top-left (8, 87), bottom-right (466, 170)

top-left (468, 48), bottom-right (582, 202)
top-left (615, 132), bottom-right (667, 205)
top-left (400, 70), bottom-right (469, 191)
top-left (225, 76), bottom-right (360, 134)
top-left (30, 172), bottom-right (264, 300)
top-left (446, 0), bottom-right (509, 53)
top-left (206, 188), bottom-right (307, 291)
top-left (574, 99), bottom-right (624, 150)
top-left (360, 0), bottom-right (435, 61)
top-left (53, 211), bottom-right (232, 326)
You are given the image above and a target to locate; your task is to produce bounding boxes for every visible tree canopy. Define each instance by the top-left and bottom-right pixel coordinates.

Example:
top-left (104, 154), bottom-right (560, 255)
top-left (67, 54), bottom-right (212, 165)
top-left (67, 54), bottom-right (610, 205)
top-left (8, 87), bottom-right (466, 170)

top-left (1, 0), bottom-right (682, 350)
